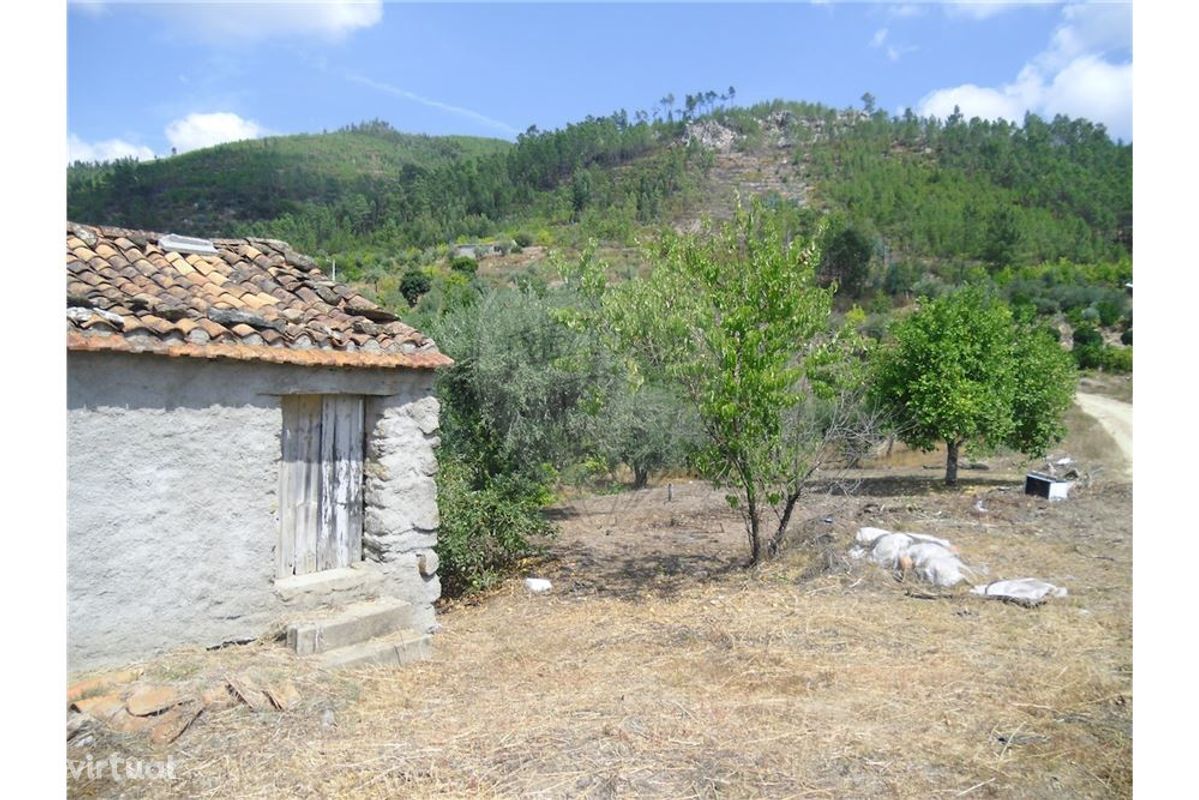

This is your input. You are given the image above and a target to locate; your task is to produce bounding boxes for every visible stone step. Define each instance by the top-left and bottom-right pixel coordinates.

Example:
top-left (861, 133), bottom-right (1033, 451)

top-left (286, 598), bottom-right (413, 656)
top-left (317, 630), bottom-right (432, 670)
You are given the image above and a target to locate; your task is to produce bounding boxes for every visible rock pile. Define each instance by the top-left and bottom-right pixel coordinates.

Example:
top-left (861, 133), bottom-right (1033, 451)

top-left (68, 668), bottom-right (301, 747)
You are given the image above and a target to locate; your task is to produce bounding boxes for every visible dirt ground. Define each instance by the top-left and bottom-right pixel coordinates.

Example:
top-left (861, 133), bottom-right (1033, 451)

top-left (66, 394), bottom-right (1132, 799)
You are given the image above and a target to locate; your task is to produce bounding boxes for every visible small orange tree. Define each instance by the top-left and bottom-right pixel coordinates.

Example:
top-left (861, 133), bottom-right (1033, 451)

top-left (872, 287), bottom-right (1076, 485)
top-left (604, 202), bottom-right (878, 564)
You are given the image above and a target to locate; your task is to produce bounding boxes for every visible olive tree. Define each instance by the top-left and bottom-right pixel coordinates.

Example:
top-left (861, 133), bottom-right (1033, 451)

top-left (872, 287), bottom-right (1076, 485)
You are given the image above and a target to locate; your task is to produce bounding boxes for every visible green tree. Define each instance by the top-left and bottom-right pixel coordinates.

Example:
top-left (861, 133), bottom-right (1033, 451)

top-left (820, 224), bottom-right (873, 297)
top-left (872, 287), bottom-right (1076, 485)
top-left (606, 202), bottom-right (875, 564)
top-left (428, 286), bottom-right (617, 593)
top-left (982, 205), bottom-right (1022, 267)
top-left (399, 268), bottom-right (431, 306)
top-left (591, 382), bottom-right (702, 489)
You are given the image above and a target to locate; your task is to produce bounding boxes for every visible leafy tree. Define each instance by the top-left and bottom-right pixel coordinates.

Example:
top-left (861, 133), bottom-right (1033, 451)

top-left (428, 286), bottom-right (618, 592)
top-left (982, 206), bottom-right (1022, 267)
top-left (872, 287), bottom-right (1076, 485)
top-left (590, 382), bottom-right (702, 489)
top-left (820, 224), bottom-right (873, 297)
top-left (399, 268), bottom-right (431, 306)
top-left (606, 202), bottom-right (876, 564)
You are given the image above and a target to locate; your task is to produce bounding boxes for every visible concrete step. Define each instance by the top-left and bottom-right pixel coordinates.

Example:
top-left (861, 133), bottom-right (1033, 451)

top-left (317, 630), bottom-right (432, 669)
top-left (286, 597), bottom-right (413, 656)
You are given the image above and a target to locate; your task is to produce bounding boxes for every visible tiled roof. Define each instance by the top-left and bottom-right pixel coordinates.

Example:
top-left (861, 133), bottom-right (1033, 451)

top-left (66, 222), bottom-right (451, 370)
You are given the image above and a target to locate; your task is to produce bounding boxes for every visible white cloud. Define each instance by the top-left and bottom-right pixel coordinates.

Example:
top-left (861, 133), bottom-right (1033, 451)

top-left (1041, 55), bottom-right (1132, 131)
top-left (917, 2), bottom-right (1132, 140)
top-left (917, 84), bottom-right (1024, 123)
top-left (1042, 1), bottom-right (1131, 70)
top-left (871, 25), bottom-right (917, 62)
top-left (164, 112), bottom-right (268, 153)
top-left (67, 133), bottom-right (154, 164)
top-left (889, 4), bottom-right (926, 18)
top-left (146, 0), bottom-right (383, 42)
top-left (944, 2), bottom-right (1026, 20)
top-left (68, 1), bottom-right (108, 17)
top-left (887, 44), bottom-right (919, 63)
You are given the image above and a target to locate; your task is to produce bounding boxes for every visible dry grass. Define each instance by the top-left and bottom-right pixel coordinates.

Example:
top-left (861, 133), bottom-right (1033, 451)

top-left (68, 400), bottom-right (1132, 799)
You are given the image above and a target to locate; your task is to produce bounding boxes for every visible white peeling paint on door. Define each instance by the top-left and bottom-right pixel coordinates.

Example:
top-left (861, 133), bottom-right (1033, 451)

top-left (279, 395), bottom-right (365, 577)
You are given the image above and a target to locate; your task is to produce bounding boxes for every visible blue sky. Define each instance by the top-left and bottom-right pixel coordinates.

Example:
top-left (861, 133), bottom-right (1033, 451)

top-left (67, 1), bottom-right (1132, 162)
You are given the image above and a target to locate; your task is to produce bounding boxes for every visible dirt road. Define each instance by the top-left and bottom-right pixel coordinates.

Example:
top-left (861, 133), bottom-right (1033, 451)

top-left (1076, 391), bottom-right (1133, 475)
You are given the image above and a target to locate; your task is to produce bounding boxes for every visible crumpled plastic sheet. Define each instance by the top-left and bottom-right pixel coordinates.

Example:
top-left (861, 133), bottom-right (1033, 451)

top-left (852, 527), bottom-right (974, 587)
top-left (970, 578), bottom-right (1068, 606)
top-left (851, 527), bottom-right (1068, 599)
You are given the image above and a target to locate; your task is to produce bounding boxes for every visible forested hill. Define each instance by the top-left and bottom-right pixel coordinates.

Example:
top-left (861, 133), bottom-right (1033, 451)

top-left (66, 120), bottom-right (512, 242)
top-left (67, 101), bottom-right (1131, 274)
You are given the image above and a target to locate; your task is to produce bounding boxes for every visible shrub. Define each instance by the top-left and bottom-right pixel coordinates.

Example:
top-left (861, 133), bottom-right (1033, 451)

top-left (514, 231), bottom-right (534, 248)
top-left (1103, 346), bottom-right (1132, 373)
top-left (1071, 324), bottom-right (1106, 370)
top-left (399, 268), bottom-right (431, 306)
top-left (911, 273), bottom-right (948, 299)
top-left (1033, 295), bottom-right (1060, 315)
top-left (1096, 297), bottom-right (1125, 327)
top-left (1071, 323), bottom-right (1103, 348)
top-left (429, 286), bottom-right (617, 591)
top-left (450, 255), bottom-right (478, 275)
top-left (434, 458), bottom-right (553, 596)
top-left (883, 260), bottom-right (920, 296)
top-left (1120, 328), bottom-right (1132, 346)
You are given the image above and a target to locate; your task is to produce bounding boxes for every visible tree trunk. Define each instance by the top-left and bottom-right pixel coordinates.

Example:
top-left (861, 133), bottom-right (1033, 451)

top-left (746, 490), bottom-right (763, 566)
top-left (768, 491), bottom-right (802, 559)
top-left (945, 440), bottom-right (960, 486)
top-left (748, 517), bottom-right (762, 565)
top-left (631, 465), bottom-right (649, 490)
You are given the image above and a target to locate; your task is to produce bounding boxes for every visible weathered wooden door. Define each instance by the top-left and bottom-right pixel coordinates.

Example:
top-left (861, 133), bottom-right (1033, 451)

top-left (278, 395), bottom-right (365, 577)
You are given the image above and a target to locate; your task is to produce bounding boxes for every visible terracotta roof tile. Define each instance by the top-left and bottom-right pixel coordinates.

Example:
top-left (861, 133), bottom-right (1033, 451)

top-left (66, 222), bottom-right (449, 370)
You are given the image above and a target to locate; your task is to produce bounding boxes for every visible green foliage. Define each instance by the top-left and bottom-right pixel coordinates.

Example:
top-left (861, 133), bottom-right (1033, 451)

top-left (1008, 327), bottom-right (1078, 462)
top-left (399, 268), bottom-right (432, 307)
top-left (872, 287), bottom-right (1076, 484)
top-left (427, 285), bottom-right (626, 594)
top-left (513, 231), bottom-right (534, 248)
top-left (450, 255), bottom-right (479, 275)
top-left (588, 382), bottom-right (703, 488)
top-left (982, 205), bottom-right (1022, 268)
top-left (1102, 346), bottom-right (1132, 373)
top-left (1070, 323), bottom-right (1131, 373)
top-left (820, 223), bottom-right (873, 297)
top-left (605, 201), bottom-right (863, 563)
top-left (68, 103), bottom-right (1130, 288)
top-left (1070, 323), bottom-right (1105, 369)
top-left (434, 457), bottom-right (553, 596)
top-left (805, 108), bottom-right (1130, 267)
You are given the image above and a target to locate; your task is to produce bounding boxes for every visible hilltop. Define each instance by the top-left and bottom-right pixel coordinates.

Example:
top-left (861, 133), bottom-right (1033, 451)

top-left (67, 100), bottom-right (1131, 291)
top-left (67, 120), bottom-right (511, 240)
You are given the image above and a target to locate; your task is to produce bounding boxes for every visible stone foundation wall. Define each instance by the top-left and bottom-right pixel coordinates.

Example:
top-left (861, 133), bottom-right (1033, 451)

top-left (363, 393), bottom-right (443, 632)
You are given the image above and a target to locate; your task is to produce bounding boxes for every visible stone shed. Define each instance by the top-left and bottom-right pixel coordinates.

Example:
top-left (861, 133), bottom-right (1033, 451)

top-left (66, 223), bottom-right (452, 672)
